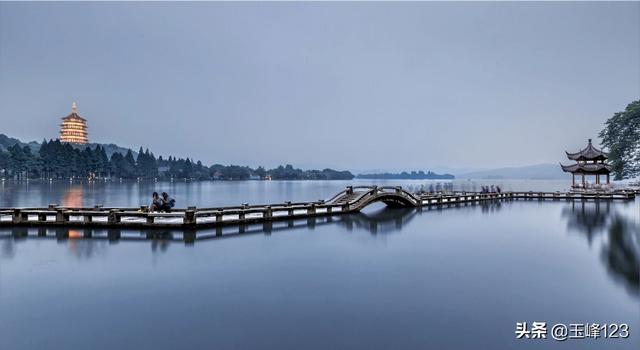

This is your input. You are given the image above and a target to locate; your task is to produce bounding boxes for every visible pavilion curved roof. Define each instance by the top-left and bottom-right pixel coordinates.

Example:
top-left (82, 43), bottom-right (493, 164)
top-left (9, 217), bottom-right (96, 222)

top-left (565, 139), bottom-right (608, 161)
top-left (61, 112), bottom-right (86, 122)
top-left (560, 162), bottom-right (611, 173)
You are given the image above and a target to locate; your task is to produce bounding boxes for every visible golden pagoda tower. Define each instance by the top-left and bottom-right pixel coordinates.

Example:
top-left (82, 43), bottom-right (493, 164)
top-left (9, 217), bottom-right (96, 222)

top-left (59, 102), bottom-right (88, 144)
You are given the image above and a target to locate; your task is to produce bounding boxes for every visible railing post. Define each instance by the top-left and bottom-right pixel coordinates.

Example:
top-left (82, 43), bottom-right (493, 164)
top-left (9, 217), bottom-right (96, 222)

top-left (108, 209), bottom-right (120, 224)
top-left (12, 209), bottom-right (22, 224)
top-left (346, 186), bottom-right (353, 195)
top-left (286, 201), bottom-right (294, 216)
top-left (56, 209), bottom-right (66, 223)
top-left (184, 206), bottom-right (196, 227)
top-left (215, 210), bottom-right (223, 223)
top-left (264, 206), bottom-right (272, 220)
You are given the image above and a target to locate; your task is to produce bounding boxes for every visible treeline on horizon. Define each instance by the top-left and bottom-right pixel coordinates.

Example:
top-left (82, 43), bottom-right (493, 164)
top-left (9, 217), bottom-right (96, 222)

top-left (357, 170), bottom-right (454, 180)
top-left (0, 139), bottom-right (354, 181)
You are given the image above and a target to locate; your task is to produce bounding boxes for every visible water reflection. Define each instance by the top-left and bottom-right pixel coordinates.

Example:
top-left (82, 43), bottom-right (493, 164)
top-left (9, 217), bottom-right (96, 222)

top-left (65, 237), bottom-right (108, 260)
top-left (338, 207), bottom-right (417, 234)
top-left (62, 185), bottom-right (84, 207)
top-left (0, 201), bottom-right (504, 259)
top-left (563, 201), bottom-right (612, 244)
top-left (4, 199), bottom-right (635, 299)
top-left (148, 231), bottom-right (173, 253)
top-left (602, 215), bottom-right (639, 296)
top-left (563, 201), bottom-right (639, 297)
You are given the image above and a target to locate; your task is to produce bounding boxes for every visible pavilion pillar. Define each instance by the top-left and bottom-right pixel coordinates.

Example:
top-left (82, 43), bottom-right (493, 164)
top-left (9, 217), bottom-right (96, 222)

top-left (581, 174), bottom-right (585, 187)
top-left (572, 174), bottom-right (575, 187)
top-left (606, 173), bottom-right (610, 184)
top-left (595, 175), bottom-right (599, 184)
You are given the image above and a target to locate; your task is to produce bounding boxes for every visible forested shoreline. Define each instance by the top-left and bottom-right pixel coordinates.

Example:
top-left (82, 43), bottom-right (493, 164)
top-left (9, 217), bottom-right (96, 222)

top-left (0, 138), bottom-right (354, 181)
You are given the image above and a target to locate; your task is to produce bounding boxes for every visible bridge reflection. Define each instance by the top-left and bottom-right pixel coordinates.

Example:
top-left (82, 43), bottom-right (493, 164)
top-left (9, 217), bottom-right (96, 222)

top-left (1, 207), bottom-right (420, 241)
top-left (0, 201), bottom-right (503, 255)
top-left (562, 201), bottom-right (639, 297)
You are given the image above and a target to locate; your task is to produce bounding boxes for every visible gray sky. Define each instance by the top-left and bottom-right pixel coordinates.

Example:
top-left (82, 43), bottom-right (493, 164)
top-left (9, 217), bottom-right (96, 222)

top-left (1, 2), bottom-right (638, 171)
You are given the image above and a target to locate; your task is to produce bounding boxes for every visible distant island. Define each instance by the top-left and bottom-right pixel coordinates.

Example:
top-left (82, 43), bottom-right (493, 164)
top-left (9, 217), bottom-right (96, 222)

top-left (357, 170), bottom-right (454, 180)
top-left (0, 134), bottom-right (353, 181)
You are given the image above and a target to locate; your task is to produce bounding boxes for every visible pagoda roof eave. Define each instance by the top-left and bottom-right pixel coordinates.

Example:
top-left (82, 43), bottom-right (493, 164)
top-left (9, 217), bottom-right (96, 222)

top-left (61, 112), bottom-right (87, 122)
top-left (565, 139), bottom-right (609, 161)
top-left (560, 162), bottom-right (611, 174)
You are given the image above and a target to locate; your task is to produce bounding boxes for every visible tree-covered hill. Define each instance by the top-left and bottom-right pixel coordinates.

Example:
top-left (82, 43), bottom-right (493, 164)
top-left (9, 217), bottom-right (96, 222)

top-left (0, 135), bottom-right (353, 181)
top-left (0, 134), bottom-right (40, 153)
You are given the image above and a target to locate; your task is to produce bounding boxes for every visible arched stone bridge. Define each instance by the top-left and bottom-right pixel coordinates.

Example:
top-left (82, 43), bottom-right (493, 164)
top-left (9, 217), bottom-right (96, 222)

top-left (325, 186), bottom-right (420, 210)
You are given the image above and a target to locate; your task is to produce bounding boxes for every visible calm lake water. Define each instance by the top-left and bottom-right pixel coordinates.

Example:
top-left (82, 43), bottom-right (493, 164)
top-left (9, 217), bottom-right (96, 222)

top-left (1, 180), bottom-right (638, 349)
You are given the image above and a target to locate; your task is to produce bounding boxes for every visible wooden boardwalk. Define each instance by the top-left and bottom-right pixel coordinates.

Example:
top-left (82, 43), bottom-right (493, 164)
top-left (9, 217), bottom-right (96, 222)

top-left (0, 186), bottom-right (636, 230)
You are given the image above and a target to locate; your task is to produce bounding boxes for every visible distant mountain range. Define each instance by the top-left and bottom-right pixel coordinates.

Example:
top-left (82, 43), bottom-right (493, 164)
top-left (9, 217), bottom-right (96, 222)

top-left (354, 164), bottom-right (566, 180)
top-left (456, 163), bottom-right (566, 180)
top-left (0, 134), bottom-right (40, 154)
top-left (357, 170), bottom-right (454, 180)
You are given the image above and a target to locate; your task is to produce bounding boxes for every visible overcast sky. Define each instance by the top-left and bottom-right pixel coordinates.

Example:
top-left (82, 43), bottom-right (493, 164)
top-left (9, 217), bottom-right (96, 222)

top-left (0, 2), bottom-right (638, 171)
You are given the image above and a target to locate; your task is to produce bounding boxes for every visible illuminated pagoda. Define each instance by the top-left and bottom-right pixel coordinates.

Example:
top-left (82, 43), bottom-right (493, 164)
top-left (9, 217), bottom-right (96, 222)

top-left (59, 102), bottom-right (88, 144)
top-left (561, 139), bottom-right (611, 188)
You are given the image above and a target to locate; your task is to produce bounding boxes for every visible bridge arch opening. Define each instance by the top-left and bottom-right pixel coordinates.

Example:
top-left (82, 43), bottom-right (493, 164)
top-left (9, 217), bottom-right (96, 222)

top-left (355, 192), bottom-right (418, 210)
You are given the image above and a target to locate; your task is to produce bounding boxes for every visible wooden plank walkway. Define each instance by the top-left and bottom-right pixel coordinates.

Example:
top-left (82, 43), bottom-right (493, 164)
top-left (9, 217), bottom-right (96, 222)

top-left (0, 186), bottom-right (636, 230)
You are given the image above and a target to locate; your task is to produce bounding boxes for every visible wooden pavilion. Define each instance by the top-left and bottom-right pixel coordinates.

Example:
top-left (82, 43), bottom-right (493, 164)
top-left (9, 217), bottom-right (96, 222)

top-left (561, 139), bottom-right (611, 188)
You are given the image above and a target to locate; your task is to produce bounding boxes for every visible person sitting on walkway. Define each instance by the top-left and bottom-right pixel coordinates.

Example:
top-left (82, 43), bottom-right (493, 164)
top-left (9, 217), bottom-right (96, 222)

top-left (159, 192), bottom-right (176, 212)
top-left (149, 192), bottom-right (163, 212)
